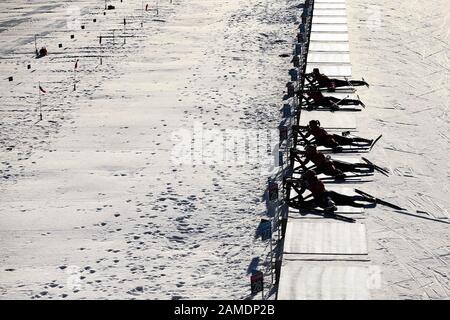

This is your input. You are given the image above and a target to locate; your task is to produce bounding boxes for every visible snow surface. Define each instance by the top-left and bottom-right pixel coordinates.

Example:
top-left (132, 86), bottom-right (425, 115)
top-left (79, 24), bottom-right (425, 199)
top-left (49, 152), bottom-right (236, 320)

top-left (0, 0), bottom-right (449, 300)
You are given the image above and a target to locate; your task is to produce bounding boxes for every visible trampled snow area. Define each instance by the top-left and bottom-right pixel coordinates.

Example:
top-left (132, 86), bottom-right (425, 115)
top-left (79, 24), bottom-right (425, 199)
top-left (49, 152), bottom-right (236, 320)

top-left (0, 0), bottom-right (449, 300)
top-left (0, 0), bottom-right (298, 299)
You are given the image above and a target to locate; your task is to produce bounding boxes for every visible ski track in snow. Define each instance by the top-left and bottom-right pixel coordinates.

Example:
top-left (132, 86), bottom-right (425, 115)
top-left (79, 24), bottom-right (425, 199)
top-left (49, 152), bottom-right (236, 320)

top-left (0, 0), bottom-right (301, 299)
top-left (348, 0), bottom-right (450, 299)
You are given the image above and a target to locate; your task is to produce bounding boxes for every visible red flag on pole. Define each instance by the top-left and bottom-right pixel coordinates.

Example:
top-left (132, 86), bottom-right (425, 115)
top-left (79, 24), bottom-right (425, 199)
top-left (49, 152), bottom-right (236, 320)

top-left (39, 85), bottom-right (46, 93)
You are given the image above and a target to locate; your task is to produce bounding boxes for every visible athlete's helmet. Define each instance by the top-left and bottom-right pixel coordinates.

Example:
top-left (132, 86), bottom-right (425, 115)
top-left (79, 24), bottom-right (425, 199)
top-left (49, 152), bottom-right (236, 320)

top-left (309, 120), bottom-right (320, 128)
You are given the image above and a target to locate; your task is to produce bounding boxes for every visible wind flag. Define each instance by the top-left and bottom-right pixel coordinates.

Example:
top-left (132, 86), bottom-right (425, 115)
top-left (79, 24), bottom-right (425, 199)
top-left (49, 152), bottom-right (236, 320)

top-left (39, 85), bottom-right (46, 94)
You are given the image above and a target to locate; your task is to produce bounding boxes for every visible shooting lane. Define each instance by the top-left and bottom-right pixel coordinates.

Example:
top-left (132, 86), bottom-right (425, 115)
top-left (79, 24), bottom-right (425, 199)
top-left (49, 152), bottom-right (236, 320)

top-left (277, 0), bottom-right (374, 300)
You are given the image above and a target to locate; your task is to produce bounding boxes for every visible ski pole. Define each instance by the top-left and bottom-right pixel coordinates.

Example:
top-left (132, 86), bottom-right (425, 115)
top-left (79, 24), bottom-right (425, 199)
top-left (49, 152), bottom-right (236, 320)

top-left (344, 76), bottom-right (355, 90)
top-left (330, 95), bottom-right (350, 109)
top-left (357, 94), bottom-right (366, 108)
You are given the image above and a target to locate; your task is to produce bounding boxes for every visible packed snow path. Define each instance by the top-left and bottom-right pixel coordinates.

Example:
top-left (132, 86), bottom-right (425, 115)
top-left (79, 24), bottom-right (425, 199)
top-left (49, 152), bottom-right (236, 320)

top-left (278, 0), bottom-right (374, 300)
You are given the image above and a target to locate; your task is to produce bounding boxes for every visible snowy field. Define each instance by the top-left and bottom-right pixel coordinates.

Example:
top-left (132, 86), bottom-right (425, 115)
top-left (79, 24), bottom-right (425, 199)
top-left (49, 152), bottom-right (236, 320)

top-left (0, 0), bottom-right (449, 300)
top-left (0, 0), bottom-right (299, 299)
top-left (347, 0), bottom-right (450, 299)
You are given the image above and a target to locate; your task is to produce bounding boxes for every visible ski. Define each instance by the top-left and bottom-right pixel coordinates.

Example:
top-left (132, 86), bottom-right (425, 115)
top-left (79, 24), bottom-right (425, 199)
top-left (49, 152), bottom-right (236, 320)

top-left (320, 148), bottom-right (370, 154)
top-left (294, 125), bottom-right (357, 131)
top-left (299, 208), bottom-right (356, 223)
top-left (373, 166), bottom-right (389, 177)
top-left (304, 86), bottom-right (356, 94)
top-left (357, 95), bottom-right (366, 108)
top-left (324, 212), bottom-right (356, 223)
top-left (323, 179), bottom-right (373, 184)
top-left (362, 77), bottom-right (369, 88)
top-left (321, 173), bottom-right (374, 180)
top-left (354, 189), bottom-right (406, 211)
top-left (307, 107), bottom-right (362, 112)
top-left (361, 157), bottom-right (389, 174)
top-left (361, 157), bottom-right (390, 176)
top-left (296, 134), bottom-right (374, 153)
top-left (324, 87), bottom-right (356, 93)
top-left (369, 134), bottom-right (383, 151)
top-left (322, 127), bottom-right (357, 131)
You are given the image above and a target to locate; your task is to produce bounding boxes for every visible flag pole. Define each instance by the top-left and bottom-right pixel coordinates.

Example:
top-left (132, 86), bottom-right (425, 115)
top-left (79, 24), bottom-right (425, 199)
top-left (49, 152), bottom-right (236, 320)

top-left (38, 82), bottom-right (43, 121)
top-left (141, 0), bottom-right (144, 27)
top-left (34, 35), bottom-right (38, 56)
top-left (123, 18), bottom-right (126, 45)
top-left (74, 59), bottom-right (79, 90)
top-left (99, 34), bottom-right (103, 65)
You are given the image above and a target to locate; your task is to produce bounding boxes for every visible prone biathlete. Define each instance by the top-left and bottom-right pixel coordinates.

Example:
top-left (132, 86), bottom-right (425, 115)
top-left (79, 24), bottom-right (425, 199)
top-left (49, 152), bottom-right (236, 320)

top-left (287, 170), bottom-right (376, 212)
top-left (302, 88), bottom-right (365, 110)
top-left (300, 120), bottom-right (373, 149)
top-left (298, 145), bottom-right (375, 178)
top-left (306, 68), bottom-right (369, 91)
